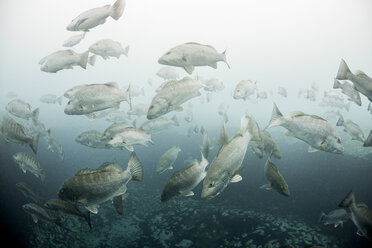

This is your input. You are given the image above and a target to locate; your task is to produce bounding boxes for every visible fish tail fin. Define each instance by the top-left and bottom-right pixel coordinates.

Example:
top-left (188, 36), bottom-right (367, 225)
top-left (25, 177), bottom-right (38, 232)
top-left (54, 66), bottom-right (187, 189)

top-left (363, 131), bottom-right (372, 147)
top-left (32, 108), bottom-right (40, 124)
top-left (110, 0), bottom-right (125, 20)
top-left (85, 211), bottom-right (92, 229)
top-left (127, 152), bottom-right (143, 181)
top-left (79, 51), bottom-right (89, 69)
top-left (88, 55), bottom-right (96, 66)
top-left (336, 115), bottom-right (344, 126)
top-left (30, 133), bottom-right (40, 154)
top-left (339, 190), bottom-right (355, 208)
top-left (123, 45), bottom-right (130, 57)
top-left (266, 103), bottom-right (284, 129)
top-left (336, 59), bottom-right (351, 80)
top-left (318, 211), bottom-right (326, 222)
top-left (221, 48), bottom-right (231, 69)
top-left (333, 79), bottom-right (341, 89)
top-left (171, 115), bottom-right (179, 126)
top-left (56, 96), bottom-right (63, 106)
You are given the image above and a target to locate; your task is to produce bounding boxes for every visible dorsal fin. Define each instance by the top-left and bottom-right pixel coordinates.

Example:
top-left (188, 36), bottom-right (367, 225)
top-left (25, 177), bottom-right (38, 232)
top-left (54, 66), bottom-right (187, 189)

top-left (75, 168), bottom-right (96, 175)
top-left (98, 162), bottom-right (122, 172)
top-left (290, 111), bottom-right (306, 117)
top-left (104, 82), bottom-right (119, 88)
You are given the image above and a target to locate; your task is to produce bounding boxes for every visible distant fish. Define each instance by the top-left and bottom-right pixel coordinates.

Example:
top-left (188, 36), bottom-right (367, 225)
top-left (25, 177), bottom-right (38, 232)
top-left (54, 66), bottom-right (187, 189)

top-left (318, 209), bottom-right (350, 228)
top-left (213, 121), bottom-right (228, 146)
top-left (339, 190), bottom-right (372, 240)
top-left (89, 39), bottom-right (129, 60)
top-left (16, 182), bottom-right (42, 203)
top-left (233, 80), bottom-right (257, 100)
top-left (76, 130), bottom-right (109, 149)
top-left (6, 99), bottom-right (39, 122)
top-left (106, 127), bottom-right (153, 152)
top-left (184, 109), bottom-right (193, 123)
top-left (13, 152), bottom-right (45, 182)
top-left (67, 0), bottom-right (125, 32)
top-left (0, 115), bottom-right (39, 154)
top-left (336, 115), bottom-right (365, 143)
top-left (156, 146), bottom-right (181, 174)
top-left (140, 115), bottom-right (179, 134)
top-left (260, 156), bottom-right (290, 197)
top-left (277, 86), bottom-right (287, 98)
top-left (39, 49), bottom-right (89, 73)
top-left (156, 67), bottom-right (179, 81)
top-left (320, 90), bottom-right (350, 111)
top-left (261, 130), bottom-right (282, 159)
top-left (336, 59), bottom-right (372, 102)
top-left (40, 94), bottom-right (63, 105)
top-left (363, 130), bottom-right (372, 147)
top-left (257, 91), bottom-right (268, 99)
top-left (298, 89), bottom-right (316, 101)
top-left (333, 79), bottom-right (361, 106)
top-left (45, 129), bottom-right (64, 161)
top-left (106, 111), bottom-right (128, 123)
top-left (127, 103), bottom-right (148, 117)
top-left (62, 32), bottom-right (86, 47)
top-left (23, 203), bottom-right (61, 226)
top-left (266, 103), bottom-right (344, 154)
top-left (203, 78), bottom-right (224, 92)
top-left (122, 84), bottom-right (144, 98)
top-left (158, 42), bottom-right (230, 74)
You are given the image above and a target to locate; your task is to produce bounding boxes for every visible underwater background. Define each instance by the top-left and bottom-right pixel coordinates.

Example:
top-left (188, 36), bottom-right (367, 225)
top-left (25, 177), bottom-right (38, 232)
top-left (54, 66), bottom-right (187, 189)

top-left (0, 0), bottom-right (372, 247)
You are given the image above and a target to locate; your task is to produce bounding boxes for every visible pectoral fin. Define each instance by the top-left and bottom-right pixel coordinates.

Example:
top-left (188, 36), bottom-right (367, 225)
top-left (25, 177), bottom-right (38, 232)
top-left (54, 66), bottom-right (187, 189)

top-left (183, 65), bottom-right (194, 74)
top-left (260, 184), bottom-right (272, 190)
top-left (308, 146), bottom-right (319, 153)
top-left (230, 174), bottom-right (242, 183)
top-left (86, 205), bottom-right (99, 214)
top-left (183, 191), bottom-right (194, 197)
top-left (125, 145), bottom-right (134, 152)
top-left (357, 230), bottom-right (364, 236)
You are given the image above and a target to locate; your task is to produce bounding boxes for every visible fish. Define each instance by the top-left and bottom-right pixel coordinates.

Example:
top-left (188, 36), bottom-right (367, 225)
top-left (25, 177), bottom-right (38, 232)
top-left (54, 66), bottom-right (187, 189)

top-left (106, 127), bottom-right (153, 151)
top-left (101, 122), bottom-right (134, 141)
top-left (13, 152), bottom-right (45, 182)
top-left (105, 111), bottom-right (128, 123)
top-left (6, 99), bottom-right (39, 122)
top-left (158, 42), bottom-right (230, 74)
top-left (122, 84), bottom-right (145, 98)
top-left (64, 82), bottom-right (131, 115)
top-left (363, 130), bottom-right (372, 147)
top-left (213, 121), bottom-right (228, 146)
top-left (89, 39), bottom-right (129, 60)
top-left (320, 90), bottom-right (350, 111)
top-left (336, 115), bottom-right (365, 143)
top-left (39, 49), bottom-right (89, 73)
top-left (277, 86), bottom-right (288, 98)
top-left (201, 115), bottom-right (260, 199)
top-left (127, 104), bottom-right (148, 117)
top-left (40, 94), bottom-right (63, 105)
top-left (260, 157), bottom-right (290, 197)
top-left (261, 130), bottom-right (282, 159)
top-left (58, 152), bottom-right (142, 214)
top-left (140, 115), bottom-right (179, 134)
top-left (45, 129), bottom-right (64, 161)
top-left (257, 91), bottom-right (268, 99)
top-left (16, 182), bottom-right (42, 203)
top-left (233, 80), bottom-right (257, 100)
top-left (156, 146), bottom-right (181, 174)
top-left (0, 115), bottom-right (39, 154)
top-left (75, 130), bottom-right (110, 149)
top-left (266, 103), bottom-right (344, 154)
top-left (62, 32), bottom-right (86, 47)
top-left (336, 59), bottom-right (372, 102)
top-left (67, 0), bottom-right (125, 32)
top-left (161, 153), bottom-right (208, 202)
top-left (318, 209), bottom-right (350, 228)
top-left (23, 203), bottom-right (62, 226)
top-left (333, 79), bottom-right (361, 106)
top-left (203, 78), bottom-right (224, 92)
top-left (339, 190), bottom-right (372, 240)
top-left (156, 67), bottom-right (179, 80)
top-left (298, 89), bottom-right (316, 101)
top-left (147, 77), bottom-right (204, 119)
top-left (44, 198), bottom-right (91, 229)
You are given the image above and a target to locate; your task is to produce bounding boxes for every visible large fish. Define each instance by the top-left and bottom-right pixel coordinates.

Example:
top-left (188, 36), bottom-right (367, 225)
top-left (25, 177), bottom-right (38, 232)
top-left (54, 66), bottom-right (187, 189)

top-left (157, 146), bottom-right (181, 174)
top-left (13, 152), bottom-right (45, 182)
top-left (58, 152), bottom-right (142, 214)
top-left (201, 115), bottom-right (260, 200)
top-left (318, 209), bottom-right (350, 228)
top-left (336, 115), bottom-right (365, 143)
top-left (161, 153), bottom-right (208, 202)
top-left (336, 59), bottom-right (372, 102)
top-left (260, 157), bottom-right (290, 197)
top-left (158, 42), bottom-right (230, 74)
top-left (39, 49), bottom-right (89, 73)
top-left (6, 99), bottom-right (39, 122)
top-left (0, 115), bottom-right (39, 154)
top-left (147, 77), bottom-right (204, 119)
top-left (67, 0), bottom-right (125, 32)
top-left (339, 191), bottom-right (372, 240)
top-left (266, 104), bottom-right (344, 154)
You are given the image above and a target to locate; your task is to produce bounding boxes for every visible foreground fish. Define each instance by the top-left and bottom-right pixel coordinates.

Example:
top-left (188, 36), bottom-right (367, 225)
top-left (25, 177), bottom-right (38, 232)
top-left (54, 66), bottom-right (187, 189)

top-left (89, 39), bottom-right (129, 60)
top-left (147, 77), bottom-right (204, 119)
top-left (140, 115), bottom-right (179, 133)
top-left (156, 146), bottom-right (181, 174)
top-left (0, 115), bottom-right (39, 154)
top-left (201, 115), bottom-right (260, 199)
top-left (75, 130), bottom-right (109, 149)
top-left (336, 59), bottom-right (372, 102)
top-left (67, 0), bottom-right (125, 31)
top-left (62, 32), bottom-right (86, 47)
top-left (161, 153), bottom-right (208, 201)
top-left (13, 152), bottom-right (45, 182)
top-left (40, 94), bottom-right (63, 105)
top-left (266, 104), bottom-right (344, 154)
top-left (260, 157), bottom-right (289, 197)
top-left (158, 42), bottom-right (230, 74)
top-left (106, 127), bottom-right (153, 151)
top-left (64, 82), bottom-right (131, 115)
top-left (333, 79), bottom-right (361, 106)
top-left (16, 182), bottom-right (42, 203)
top-left (156, 67), bottom-right (179, 80)
top-left (364, 130), bottom-right (372, 147)
top-left (44, 198), bottom-right (91, 229)
top-left (39, 49), bottom-right (89, 73)
top-left (319, 209), bottom-right (350, 228)
top-left (58, 152), bottom-right (142, 214)
top-left (336, 115), bottom-right (365, 143)
top-left (339, 191), bottom-right (372, 240)
top-left (23, 203), bottom-right (61, 226)
top-left (233, 80), bottom-right (257, 100)
top-left (6, 99), bottom-right (39, 122)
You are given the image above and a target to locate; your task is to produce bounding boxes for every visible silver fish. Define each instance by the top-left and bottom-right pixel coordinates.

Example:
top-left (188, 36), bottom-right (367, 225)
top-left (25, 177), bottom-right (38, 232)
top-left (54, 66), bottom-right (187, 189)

top-left (40, 94), bottom-right (63, 105)
top-left (89, 39), bottom-right (129, 60)
top-left (261, 130), bottom-right (282, 159)
top-left (13, 152), bottom-right (45, 182)
top-left (62, 32), bottom-right (86, 47)
top-left (156, 146), bottom-right (181, 174)
top-left (39, 49), bottom-right (89, 73)
top-left (233, 80), bottom-right (257, 100)
top-left (319, 209), bottom-right (350, 228)
top-left (277, 86), bottom-right (288, 98)
top-left (106, 127), bottom-right (153, 152)
top-left (6, 99), bottom-right (39, 122)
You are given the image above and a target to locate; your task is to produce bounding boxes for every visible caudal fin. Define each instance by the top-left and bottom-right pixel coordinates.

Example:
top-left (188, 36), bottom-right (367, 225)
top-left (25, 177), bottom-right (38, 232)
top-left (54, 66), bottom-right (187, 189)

top-left (336, 59), bottom-right (351, 80)
top-left (339, 190), bottom-right (355, 208)
top-left (110, 0), bottom-right (125, 20)
top-left (123, 45), bottom-right (130, 56)
top-left (333, 79), bottom-right (341, 89)
top-left (127, 152), bottom-right (143, 181)
top-left (221, 49), bottom-right (231, 69)
top-left (30, 133), bottom-right (40, 154)
top-left (266, 103), bottom-right (284, 129)
top-left (336, 115), bottom-right (344, 126)
top-left (79, 51), bottom-right (89, 69)
top-left (363, 130), bottom-right (372, 147)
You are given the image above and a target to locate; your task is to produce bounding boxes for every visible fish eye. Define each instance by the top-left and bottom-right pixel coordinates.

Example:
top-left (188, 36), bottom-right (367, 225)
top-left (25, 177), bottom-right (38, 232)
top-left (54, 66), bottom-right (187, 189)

top-left (208, 182), bottom-right (214, 188)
